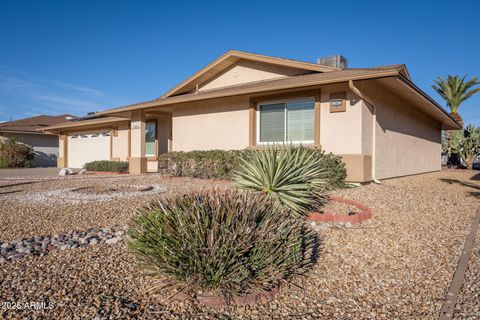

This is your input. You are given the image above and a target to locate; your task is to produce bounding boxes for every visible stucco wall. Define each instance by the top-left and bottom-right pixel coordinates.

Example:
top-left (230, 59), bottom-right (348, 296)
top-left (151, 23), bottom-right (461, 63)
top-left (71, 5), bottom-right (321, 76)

top-left (172, 96), bottom-right (250, 151)
top-left (363, 84), bottom-right (441, 179)
top-left (112, 123), bottom-right (129, 161)
top-left (2, 132), bottom-right (58, 167)
top-left (200, 60), bottom-right (306, 91)
top-left (319, 83), bottom-right (366, 155)
top-left (157, 116), bottom-right (171, 154)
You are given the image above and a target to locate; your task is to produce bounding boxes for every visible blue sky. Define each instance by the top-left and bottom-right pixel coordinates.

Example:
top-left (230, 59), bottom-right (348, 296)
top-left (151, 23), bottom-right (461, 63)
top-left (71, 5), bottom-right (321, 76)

top-left (0, 0), bottom-right (479, 126)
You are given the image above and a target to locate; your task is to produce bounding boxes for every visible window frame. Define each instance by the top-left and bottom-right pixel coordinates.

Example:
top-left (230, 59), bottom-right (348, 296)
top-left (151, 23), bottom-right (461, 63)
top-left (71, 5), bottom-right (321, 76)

top-left (256, 96), bottom-right (315, 145)
top-left (145, 120), bottom-right (157, 157)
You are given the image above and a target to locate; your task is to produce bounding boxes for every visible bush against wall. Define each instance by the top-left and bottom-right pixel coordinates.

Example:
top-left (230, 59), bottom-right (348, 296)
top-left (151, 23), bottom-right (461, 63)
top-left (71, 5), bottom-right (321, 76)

top-left (158, 149), bottom-right (250, 179)
top-left (158, 147), bottom-right (347, 188)
top-left (0, 137), bottom-right (34, 168)
top-left (84, 160), bottom-right (129, 172)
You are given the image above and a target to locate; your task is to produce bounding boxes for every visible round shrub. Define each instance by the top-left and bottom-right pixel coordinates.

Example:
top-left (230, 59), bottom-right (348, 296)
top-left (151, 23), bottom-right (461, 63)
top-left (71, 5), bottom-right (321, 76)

top-left (127, 190), bottom-right (318, 299)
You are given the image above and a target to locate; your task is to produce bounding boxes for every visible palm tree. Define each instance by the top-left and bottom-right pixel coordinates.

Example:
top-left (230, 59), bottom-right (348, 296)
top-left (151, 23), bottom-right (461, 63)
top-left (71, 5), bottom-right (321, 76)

top-left (432, 75), bottom-right (480, 126)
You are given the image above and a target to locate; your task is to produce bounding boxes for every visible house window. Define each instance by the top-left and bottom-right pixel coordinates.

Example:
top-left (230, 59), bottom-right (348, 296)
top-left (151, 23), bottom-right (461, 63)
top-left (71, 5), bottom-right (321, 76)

top-left (145, 121), bottom-right (156, 156)
top-left (257, 98), bottom-right (315, 144)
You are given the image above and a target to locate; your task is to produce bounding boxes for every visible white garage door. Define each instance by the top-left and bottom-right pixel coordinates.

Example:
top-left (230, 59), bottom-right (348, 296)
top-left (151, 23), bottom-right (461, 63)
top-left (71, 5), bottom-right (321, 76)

top-left (68, 130), bottom-right (111, 168)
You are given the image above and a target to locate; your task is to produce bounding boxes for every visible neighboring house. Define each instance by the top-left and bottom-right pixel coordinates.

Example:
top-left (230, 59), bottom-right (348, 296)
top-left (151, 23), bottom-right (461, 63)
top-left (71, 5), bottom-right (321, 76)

top-left (0, 114), bottom-right (77, 167)
top-left (42, 50), bottom-right (461, 182)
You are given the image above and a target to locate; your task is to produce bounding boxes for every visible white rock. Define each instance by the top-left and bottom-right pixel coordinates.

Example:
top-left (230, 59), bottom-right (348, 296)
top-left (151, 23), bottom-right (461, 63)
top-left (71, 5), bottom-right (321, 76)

top-left (105, 237), bottom-right (122, 245)
top-left (59, 168), bottom-right (74, 176)
top-left (78, 169), bottom-right (87, 175)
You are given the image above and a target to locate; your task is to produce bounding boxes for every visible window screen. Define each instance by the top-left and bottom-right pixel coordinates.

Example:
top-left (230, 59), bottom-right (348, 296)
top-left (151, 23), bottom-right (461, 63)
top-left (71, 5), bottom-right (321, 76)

top-left (287, 100), bottom-right (314, 142)
top-left (259, 103), bottom-right (285, 143)
top-left (258, 99), bottom-right (314, 143)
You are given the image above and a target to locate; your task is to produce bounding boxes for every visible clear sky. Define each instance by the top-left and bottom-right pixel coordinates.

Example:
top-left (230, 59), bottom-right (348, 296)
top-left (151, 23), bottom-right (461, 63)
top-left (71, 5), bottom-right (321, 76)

top-left (0, 0), bottom-right (479, 126)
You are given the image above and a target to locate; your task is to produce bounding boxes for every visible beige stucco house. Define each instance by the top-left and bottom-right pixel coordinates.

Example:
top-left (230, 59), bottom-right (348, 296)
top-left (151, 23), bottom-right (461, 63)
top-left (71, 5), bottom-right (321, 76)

top-left (42, 50), bottom-right (460, 182)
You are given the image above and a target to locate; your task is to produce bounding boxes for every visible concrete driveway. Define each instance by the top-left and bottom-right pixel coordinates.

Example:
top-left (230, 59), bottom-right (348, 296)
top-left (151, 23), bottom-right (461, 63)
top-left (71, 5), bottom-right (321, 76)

top-left (0, 167), bottom-right (60, 178)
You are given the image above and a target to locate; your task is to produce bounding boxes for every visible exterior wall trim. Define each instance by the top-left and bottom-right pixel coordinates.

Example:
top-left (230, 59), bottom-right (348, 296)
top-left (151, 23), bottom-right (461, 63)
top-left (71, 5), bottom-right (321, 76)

top-left (340, 154), bottom-right (372, 183)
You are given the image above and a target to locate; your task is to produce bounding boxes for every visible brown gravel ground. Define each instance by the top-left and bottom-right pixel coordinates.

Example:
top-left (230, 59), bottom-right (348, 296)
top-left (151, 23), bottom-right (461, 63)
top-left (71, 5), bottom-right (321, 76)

top-left (0, 170), bottom-right (479, 319)
top-left (0, 175), bottom-right (230, 242)
top-left (453, 226), bottom-right (480, 320)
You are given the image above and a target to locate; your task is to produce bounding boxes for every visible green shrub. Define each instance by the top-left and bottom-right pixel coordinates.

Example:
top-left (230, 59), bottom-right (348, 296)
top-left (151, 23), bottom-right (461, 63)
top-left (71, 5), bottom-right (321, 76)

top-left (0, 156), bottom-right (8, 168)
top-left (317, 150), bottom-right (347, 189)
top-left (158, 148), bottom-right (347, 189)
top-left (233, 145), bottom-right (329, 216)
top-left (158, 149), bottom-right (250, 179)
top-left (0, 137), bottom-right (34, 168)
top-left (84, 160), bottom-right (129, 172)
top-left (128, 190), bottom-right (318, 298)
top-left (444, 124), bottom-right (480, 170)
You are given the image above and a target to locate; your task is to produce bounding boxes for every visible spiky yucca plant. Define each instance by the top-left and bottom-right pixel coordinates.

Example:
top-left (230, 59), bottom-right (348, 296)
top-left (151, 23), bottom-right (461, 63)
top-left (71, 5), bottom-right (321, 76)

top-left (233, 145), bottom-right (327, 216)
top-left (128, 190), bottom-right (318, 298)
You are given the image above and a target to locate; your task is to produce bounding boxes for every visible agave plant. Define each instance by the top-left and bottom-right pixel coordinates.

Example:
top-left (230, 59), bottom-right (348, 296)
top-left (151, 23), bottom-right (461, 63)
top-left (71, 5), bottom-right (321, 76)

top-left (233, 145), bottom-right (327, 215)
top-left (127, 190), bottom-right (318, 299)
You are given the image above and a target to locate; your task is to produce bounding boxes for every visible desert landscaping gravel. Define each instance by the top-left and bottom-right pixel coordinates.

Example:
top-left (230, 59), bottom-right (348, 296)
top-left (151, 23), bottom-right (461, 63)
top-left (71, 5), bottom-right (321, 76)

top-left (0, 170), bottom-right (479, 319)
top-left (0, 175), bottom-right (230, 241)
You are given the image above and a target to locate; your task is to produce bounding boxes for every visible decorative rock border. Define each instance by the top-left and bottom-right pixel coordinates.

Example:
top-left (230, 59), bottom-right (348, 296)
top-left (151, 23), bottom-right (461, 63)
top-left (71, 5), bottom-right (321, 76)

top-left (197, 286), bottom-right (279, 307)
top-left (307, 196), bottom-right (373, 225)
top-left (0, 226), bottom-right (126, 263)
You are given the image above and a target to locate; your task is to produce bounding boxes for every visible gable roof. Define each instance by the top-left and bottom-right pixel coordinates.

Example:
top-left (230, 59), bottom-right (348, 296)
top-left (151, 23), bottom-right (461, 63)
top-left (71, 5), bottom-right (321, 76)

top-left (162, 50), bottom-right (342, 98)
top-left (0, 114), bottom-right (77, 133)
top-left (41, 51), bottom-right (460, 132)
top-left (93, 64), bottom-right (406, 116)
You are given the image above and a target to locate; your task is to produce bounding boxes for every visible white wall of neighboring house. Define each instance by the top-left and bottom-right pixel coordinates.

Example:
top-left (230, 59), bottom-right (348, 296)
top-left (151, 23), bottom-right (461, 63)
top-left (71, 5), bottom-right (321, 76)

top-left (1, 132), bottom-right (59, 167)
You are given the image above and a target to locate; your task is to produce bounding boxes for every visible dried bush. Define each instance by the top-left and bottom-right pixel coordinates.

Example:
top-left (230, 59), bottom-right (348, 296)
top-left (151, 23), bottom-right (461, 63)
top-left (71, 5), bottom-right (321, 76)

top-left (128, 190), bottom-right (318, 299)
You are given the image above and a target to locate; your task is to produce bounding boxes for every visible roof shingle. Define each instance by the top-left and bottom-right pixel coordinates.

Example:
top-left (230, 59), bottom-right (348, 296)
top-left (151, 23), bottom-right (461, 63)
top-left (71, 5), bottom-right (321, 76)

top-left (0, 114), bottom-right (77, 133)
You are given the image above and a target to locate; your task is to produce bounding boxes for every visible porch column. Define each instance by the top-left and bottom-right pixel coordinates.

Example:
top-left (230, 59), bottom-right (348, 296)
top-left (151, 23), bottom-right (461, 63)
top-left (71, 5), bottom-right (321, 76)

top-left (57, 133), bottom-right (68, 168)
top-left (129, 110), bottom-right (147, 174)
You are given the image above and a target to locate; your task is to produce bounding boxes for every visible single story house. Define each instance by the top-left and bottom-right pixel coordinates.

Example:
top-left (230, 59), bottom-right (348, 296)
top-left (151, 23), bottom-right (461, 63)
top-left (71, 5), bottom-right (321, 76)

top-left (42, 50), bottom-right (460, 182)
top-left (0, 114), bottom-right (77, 167)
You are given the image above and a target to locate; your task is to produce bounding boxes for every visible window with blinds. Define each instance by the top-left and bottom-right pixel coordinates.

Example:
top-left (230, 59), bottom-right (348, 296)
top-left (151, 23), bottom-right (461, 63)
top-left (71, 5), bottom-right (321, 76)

top-left (258, 98), bottom-right (314, 144)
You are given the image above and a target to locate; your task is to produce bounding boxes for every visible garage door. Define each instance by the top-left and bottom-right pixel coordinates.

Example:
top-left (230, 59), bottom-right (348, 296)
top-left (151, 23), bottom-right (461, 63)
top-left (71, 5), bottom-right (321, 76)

top-left (68, 130), bottom-right (111, 168)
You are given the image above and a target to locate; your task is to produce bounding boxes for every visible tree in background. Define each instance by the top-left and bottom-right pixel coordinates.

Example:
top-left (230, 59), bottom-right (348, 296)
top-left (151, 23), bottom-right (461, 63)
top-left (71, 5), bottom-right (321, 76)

top-left (432, 75), bottom-right (480, 127)
top-left (0, 137), bottom-right (34, 168)
top-left (443, 125), bottom-right (480, 170)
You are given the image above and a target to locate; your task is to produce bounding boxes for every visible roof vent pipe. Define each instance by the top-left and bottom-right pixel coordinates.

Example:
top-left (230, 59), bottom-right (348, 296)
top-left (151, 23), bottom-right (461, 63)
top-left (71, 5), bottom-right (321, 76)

top-left (317, 55), bottom-right (348, 69)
